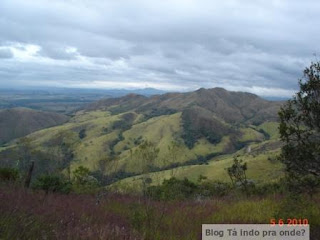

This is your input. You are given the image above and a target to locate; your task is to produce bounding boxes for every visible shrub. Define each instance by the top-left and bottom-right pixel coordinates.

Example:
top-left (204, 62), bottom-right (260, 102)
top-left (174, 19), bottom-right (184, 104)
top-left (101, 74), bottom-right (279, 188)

top-left (32, 174), bottom-right (71, 194)
top-left (146, 177), bottom-right (198, 200)
top-left (72, 166), bottom-right (99, 194)
top-left (78, 129), bottom-right (86, 139)
top-left (198, 181), bottom-right (232, 197)
top-left (227, 156), bottom-right (247, 186)
top-left (250, 182), bottom-right (284, 196)
top-left (0, 168), bottom-right (19, 182)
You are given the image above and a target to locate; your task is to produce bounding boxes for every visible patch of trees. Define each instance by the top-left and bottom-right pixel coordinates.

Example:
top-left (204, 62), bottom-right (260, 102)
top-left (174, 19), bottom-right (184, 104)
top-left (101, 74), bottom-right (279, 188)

top-left (111, 112), bottom-right (136, 131)
top-left (181, 107), bottom-right (233, 149)
top-left (78, 129), bottom-right (86, 139)
top-left (32, 174), bottom-right (72, 194)
top-left (108, 133), bottom-right (125, 156)
top-left (133, 136), bottom-right (143, 145)
top-left (121, 112), bottom-right (137, 123)
top-left (142, 108), bottom-right (177, 121)
top-left (222, 132), bottom-right (247, 153)
top-left (146, 178), bottom-right (199, 200)
top-left (112, 120), bottom-right (132, 131)
top-left (108, 114), bottom-right (137, 155)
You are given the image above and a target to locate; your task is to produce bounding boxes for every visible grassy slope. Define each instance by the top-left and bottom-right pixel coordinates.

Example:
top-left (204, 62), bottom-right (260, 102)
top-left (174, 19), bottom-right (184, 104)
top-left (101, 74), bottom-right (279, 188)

top-left (27, 111), bottom-right (121, 170)
top-left (24, 111), bottom-right (246, 171)
top-left (239, 128), bottom-right (264, 142)
top-left (110, 121), bottom-right (282, 192)
top-left (111, 147), bottom-right (284, 192)
top-left (115, 113), bottom-right (233, 172)
top-left (12, 109), bottom-right (282, 190)
top-left (258, 122), bottom-right (280, 139)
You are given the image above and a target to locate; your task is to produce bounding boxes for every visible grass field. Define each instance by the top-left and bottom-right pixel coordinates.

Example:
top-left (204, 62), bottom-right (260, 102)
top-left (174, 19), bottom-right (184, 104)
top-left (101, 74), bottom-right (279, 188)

top-left (1, 184), bottom-right (319, 240)
top-left (111, 148), bottom-right (284, 193)
top-left (258, 122), bottom-right (280, 139)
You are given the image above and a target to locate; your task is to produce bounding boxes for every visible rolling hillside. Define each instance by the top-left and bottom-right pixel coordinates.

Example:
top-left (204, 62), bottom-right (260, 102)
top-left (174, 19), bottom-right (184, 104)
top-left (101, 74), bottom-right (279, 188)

top-left (0, 108), bottom-right (69, 145)
top-left (0, 88), bottom-right (284, 188)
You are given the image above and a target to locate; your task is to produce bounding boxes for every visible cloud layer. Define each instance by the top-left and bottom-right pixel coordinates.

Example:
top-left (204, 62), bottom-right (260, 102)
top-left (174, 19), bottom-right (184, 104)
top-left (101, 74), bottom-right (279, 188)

top-left (0, 0), bottom-right (319, 96)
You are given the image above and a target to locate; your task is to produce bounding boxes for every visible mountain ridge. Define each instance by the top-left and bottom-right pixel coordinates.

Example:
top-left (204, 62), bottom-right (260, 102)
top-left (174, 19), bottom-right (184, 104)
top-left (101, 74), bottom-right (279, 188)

top-left (87, 87), bottom-right (283, 125)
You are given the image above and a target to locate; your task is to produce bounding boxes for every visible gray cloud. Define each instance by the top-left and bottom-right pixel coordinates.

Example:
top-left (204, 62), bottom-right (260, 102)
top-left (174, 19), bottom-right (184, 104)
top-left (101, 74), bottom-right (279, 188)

top-left (0, 48), bottom-right (13, 59)
top-left (0, 0), bottom-right (319, 96)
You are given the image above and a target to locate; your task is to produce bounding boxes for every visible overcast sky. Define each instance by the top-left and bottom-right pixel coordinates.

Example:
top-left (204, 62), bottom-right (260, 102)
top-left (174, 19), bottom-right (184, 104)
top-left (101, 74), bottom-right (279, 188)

top-left (0, 0), bottom-right (319, 96)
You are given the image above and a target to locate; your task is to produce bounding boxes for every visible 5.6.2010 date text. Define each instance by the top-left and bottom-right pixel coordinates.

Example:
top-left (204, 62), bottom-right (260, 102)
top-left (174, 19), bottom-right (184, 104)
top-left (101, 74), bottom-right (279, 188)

top-left (270, 218), bottom-right (309, 226)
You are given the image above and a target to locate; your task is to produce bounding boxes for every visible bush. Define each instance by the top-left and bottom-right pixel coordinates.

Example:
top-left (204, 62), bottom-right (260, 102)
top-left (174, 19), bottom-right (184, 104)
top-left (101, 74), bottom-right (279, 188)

top-left (198, 181), bottom-right (232, 197)
top-left (250, 182), bottom-right (284, 196)
top-left (0, 168), bottom-right (19, 182)
top-left (78, 129), bottom-right (86, 139)
top-left (146, 177), bottom-right (198, 200)
top-left (72, 166), bottom-right (100, 194)
top-left (146, 178), bottom-right (234, 200)
top-left (32, 174), bottom-right (71, 194)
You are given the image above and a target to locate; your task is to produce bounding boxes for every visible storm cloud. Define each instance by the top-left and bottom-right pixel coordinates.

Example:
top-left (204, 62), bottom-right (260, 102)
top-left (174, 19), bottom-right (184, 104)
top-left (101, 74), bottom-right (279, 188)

top-left (0, 0), bottom-right (319, 96)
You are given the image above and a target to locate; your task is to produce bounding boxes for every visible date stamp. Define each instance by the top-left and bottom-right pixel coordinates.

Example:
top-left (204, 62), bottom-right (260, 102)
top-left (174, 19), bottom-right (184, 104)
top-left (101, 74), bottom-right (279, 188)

top-left (270, 218), bottom-right (309, 226)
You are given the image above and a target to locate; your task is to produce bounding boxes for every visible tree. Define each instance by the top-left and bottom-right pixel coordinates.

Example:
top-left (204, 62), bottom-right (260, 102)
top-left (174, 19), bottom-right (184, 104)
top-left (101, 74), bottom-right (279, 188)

top-left (278, 62), bottom-right (320, 177)
top-left (72, 166), bottom-right (99, 193)
top-left (227, 156), bottom-right (248, 193)
top-left (73, 166), bottom-right (92, 185)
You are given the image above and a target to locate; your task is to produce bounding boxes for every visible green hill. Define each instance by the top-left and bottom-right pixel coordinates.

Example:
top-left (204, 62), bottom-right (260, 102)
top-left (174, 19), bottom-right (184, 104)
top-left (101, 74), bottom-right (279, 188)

top-left (0, 88), bottom-right (284, 189)
top-left (0, 108), bottom-right (69, 145)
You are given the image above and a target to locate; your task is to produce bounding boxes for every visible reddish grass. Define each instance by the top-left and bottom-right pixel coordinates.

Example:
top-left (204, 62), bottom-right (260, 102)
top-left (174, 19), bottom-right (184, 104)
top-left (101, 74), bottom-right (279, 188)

top-left (1, 184), bottom-right (319, 240)
top-left (0, 185), bottom-right (140, 240)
